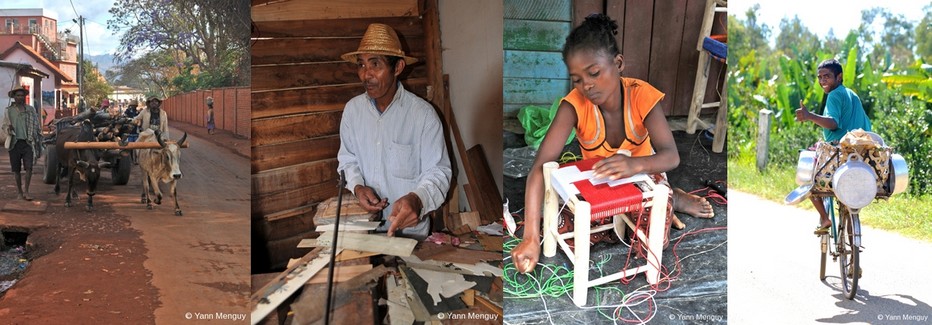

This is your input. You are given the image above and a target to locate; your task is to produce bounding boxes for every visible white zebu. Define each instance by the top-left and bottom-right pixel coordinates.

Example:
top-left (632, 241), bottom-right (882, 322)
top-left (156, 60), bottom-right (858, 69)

top-left (137, 129), bottom-right (186, 215)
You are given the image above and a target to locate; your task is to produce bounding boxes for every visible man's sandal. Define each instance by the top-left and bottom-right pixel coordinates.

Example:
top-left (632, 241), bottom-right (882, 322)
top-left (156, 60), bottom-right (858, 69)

top-left (813, 225), bottom-right (831, 235)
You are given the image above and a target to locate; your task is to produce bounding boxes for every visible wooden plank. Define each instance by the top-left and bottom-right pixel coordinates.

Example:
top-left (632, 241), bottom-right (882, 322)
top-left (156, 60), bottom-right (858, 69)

top-left (475, 295), bottom-right (503, 318)
top-left (252, 110), bottom-right (343, 147)
top-left (251, 37), bottom-right (425, 66)
top-left (414, 242), bottom-right (502, 264)
top-left (252, 61), bottom-right (429, 92)
top-left (252, 135), bottom-right (341, 173)
top-left (336, 249), bottom-right (380, 262)
top-left (314, 221), bottom-right (380, 232)
top-left (264, 205), bottom-right (315, 223)
top-left (250, 247), bottom-right (334, 324)
top-left (621, 0), bottom-right (653, 81)
top-left (503, 19), bottom-right (571, 52)
top-left (442, 79), bottom-right (480, 215)
top-left (466, 145), bottom-right (503, 224)
top-left (503, 50), bottom-right (566, 79)
top-left (647, 0), bottom-right (688, 116)
top-left (299, 232), bottom-right (417, 257)
top-left (251, 0), bottom-right (419, 22)
top-left (253, 181), bottom-right (337, 217)
top-left (422, 0), bottom-right (444, 108)
top-left (477, 234), bottom-right (504, 252)
top-left (252, 159), bottom-right (338, 196)
top-left (606, 0), bottom-right (626, 50)
top-left (252, 16), bottom-right (423, 38)
top-left (503, 77), bottom-right (568, 106)
top-left (255, 208), bottom-right (315, 242)
top-left (251, 78), bottom-right (430, 120)
top-left (306, 264), bottom-right (373, 284)
top-left (573, 0), bottom-right (604, 27)
top-left (290, 265), bottom-right (388, 325)
top-left (313, 195), bottom-right (373, 220)
top-left (672, 0), bottom-right (708, 117)
top-left (504, 0), bottom-right (572, 21)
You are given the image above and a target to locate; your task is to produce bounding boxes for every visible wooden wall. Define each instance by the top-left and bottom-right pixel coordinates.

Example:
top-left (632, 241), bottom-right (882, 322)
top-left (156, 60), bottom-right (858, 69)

top-left (162, 87), bottom-right (251, 138)
top-left (250, 0), bottom-right (446, 270)
top-left (503, 0), bottom-right (726, 119)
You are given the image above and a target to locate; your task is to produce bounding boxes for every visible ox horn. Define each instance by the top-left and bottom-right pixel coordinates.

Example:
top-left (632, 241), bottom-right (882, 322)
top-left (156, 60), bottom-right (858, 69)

top-left (155, 130), bottom-right (167, 148)
top-left (177, 133), bottom-right (188, 147)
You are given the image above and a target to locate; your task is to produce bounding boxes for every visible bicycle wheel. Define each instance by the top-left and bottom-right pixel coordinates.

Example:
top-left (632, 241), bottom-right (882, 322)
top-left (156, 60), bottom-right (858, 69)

top-left (837, 205), bottom-right (859, 299)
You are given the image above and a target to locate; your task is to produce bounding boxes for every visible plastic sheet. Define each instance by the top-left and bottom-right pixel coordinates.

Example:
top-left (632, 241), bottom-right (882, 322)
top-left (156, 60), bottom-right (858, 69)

top-left (503, 131), bottom-right (728, 324)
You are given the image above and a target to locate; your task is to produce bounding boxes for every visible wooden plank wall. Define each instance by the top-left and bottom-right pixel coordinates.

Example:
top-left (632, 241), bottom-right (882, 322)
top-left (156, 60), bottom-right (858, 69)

top-left (503, 0), bottom-right (572, 119)
top-left (161, 86), bottom-right (250, 138)
top-left (503, 0), bottom-right (726, 119)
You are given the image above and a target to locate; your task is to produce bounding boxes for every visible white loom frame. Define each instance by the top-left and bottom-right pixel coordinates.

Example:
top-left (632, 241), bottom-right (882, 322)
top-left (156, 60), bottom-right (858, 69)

top-left (541, 161), bottom-right (669, 307)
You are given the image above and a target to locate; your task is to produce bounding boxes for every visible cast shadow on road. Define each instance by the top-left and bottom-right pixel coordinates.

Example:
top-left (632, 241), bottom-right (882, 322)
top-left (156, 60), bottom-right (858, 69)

top-left (813, 281), bottom-right (931, 323)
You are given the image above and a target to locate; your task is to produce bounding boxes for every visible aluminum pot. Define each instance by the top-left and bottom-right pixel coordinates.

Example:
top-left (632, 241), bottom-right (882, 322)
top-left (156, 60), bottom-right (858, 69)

top-left (796, 150), bottom-right (816, 185)
top-left (832, 154), bottom-right (877, 209)
top-left (889, 153), bottom-right (909, 195)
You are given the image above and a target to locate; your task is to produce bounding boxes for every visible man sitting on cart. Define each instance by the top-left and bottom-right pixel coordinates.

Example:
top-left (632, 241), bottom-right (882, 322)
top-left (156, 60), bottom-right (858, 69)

top-left (135, 96), bottom-right (169, 139)
top-left (794, 59), bottom-right (872, 235)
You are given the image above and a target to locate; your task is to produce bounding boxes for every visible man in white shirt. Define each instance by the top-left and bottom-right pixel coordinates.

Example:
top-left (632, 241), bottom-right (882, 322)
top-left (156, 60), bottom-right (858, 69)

top-left (337, 23), bottom-right (452, 239)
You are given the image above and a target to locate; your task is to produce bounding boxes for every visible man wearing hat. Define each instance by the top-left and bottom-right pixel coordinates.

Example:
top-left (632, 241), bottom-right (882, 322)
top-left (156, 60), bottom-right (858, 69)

top-left (337, 23), bottom-right (452, 239)
top-left (1, 87), bottom-right (42, 200)
top-left (136, 96), bottom-right (169, 138)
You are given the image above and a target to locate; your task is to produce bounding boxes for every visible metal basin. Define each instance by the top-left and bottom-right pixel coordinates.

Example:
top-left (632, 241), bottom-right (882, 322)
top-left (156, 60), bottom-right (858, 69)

top-left (796, 150), bottom-right (816, 185)
top-left (889, 153), bottom-right (909, 195)
top-left (832, 157), bottom-right (877, 209)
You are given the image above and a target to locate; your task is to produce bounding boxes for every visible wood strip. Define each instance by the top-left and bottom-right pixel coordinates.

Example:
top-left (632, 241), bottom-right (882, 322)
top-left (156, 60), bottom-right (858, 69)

top-left (251, 135), bottom-right (341, 173)
top-left (442, 80), bottom-right (480, 214)
top-left (414, 242), bottom-right (502, 264)
top-left (250, 247), bottom-right (334, 324)
top-left (252, 110), bottom-right (343, 147)
top-left (252, 16), bottom-right (424, 38)
top-left (574, 0), bottom-right (604, 27)
top-left (314, 221), bottom-right (380, 232)
top-left (466, 145), bottom-right (503, 224)
top-left (504, 0), bottom-right (572, 21)
top-left (251, 37), bottom-right (425, 66)
top-left (252, 61), bottom-right (428, 92)
top-left (621, 0), bottom-right (653, 81)
top-left (503, 19), bottom-right (571, 52)
top-left (264, 204), bottom-right (315, 222)
top-left (422, 0), bottom-right (444, 108)
top-left (306, 264), bottom-right (372, 284)
top-left (298, 232), bottom-right (417, 257)
top-left (251, 0), bottom-right (419, 22)
top-left (253, 181), bottom-right (337, 217)
top-left (252, 159), bottom-right (338, 196)
top-left (475, 295), bottom-right (503, 318)
top-left (336, 249), bottom-right (380, 262)
top-left (503, 77), bottom-right (568, 106)
top-left (255, 209), bottom-right (315, 242)
top-left (672, 0), bottom-right (708, 117)
top-left (503, 50), bottom-right (566, 79)
top-left (648, 0), bottom-right (688, 116)
top-left (250, 78), bottom-right (430, 120)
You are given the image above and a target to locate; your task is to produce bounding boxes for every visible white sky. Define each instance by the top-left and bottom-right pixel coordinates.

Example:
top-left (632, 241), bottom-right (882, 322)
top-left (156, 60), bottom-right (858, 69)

top-left (4, 0), bottom-right (119, 56)
top-left (729, 0), bottom-right (928, 43)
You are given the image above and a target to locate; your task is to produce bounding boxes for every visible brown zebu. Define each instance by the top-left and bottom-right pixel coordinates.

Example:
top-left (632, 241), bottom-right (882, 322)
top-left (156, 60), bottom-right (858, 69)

top-left (137, 129), bottom-right (186, 216)
top-left (55, 120), bottom-right (110, 211)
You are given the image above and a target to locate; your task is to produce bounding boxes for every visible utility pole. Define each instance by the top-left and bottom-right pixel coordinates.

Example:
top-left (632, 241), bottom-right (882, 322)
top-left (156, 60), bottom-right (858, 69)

top-left (74, 16), bottom-right (85, 109)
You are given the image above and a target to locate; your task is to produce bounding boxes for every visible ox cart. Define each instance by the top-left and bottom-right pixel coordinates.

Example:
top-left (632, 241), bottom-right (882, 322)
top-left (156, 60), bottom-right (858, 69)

top-left (41, 109), bottom-right (140, 186)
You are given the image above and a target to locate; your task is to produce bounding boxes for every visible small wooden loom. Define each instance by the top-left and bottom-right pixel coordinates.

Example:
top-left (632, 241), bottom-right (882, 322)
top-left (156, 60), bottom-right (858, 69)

top-left (541, 158), bottom-right (669, 307)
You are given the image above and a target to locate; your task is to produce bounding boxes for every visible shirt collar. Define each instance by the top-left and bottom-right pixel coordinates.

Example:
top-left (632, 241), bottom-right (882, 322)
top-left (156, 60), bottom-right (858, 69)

top-left (367, 81), bottom-right (405, 115)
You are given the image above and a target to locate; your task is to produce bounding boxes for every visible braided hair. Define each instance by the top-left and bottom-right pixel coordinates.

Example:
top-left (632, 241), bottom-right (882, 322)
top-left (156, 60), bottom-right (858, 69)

top-left (563, 14), bottom-right (620, 61)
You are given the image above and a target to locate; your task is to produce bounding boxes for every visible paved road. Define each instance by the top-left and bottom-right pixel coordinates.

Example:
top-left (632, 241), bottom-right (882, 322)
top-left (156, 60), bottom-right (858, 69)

top-left (729, 190), bottom-right (932, 324)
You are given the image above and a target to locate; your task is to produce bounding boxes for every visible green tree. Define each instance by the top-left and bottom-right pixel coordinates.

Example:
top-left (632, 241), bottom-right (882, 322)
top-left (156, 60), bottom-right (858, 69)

top-left (82, 59), bottom-right (113, 107)
top-left (107, 0), bottom-right (250, 90)
top-left (916, 5), bottom-right (932, 63)
top-left (860, 8), bottom-right (915, 70)
top-left (774, 16), bottom-right (821, 59)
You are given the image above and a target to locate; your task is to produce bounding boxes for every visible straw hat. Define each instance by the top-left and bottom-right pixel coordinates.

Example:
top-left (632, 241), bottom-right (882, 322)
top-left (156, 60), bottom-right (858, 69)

top-left (146, 96), bottom-right (161, 104)
top-left (7, 86), bottom-right (27, 97)
top-left (341, 23), bottom-right (418, 65)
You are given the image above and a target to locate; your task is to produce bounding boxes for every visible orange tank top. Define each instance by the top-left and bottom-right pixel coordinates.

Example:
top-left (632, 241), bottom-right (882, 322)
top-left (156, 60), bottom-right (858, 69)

top-left (562, 77), bottom-right (665, 160)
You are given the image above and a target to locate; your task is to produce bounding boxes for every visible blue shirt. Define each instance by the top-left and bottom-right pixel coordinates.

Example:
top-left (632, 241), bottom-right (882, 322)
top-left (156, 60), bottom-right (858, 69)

top-left (823, 85), bottom-right (871, 142)
top-left (337, 83), bottom-right (452, 238)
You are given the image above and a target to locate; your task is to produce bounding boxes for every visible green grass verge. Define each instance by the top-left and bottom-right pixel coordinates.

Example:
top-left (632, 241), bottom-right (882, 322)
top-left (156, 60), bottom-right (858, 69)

top-left (729, 152), bottom-right (932, 242)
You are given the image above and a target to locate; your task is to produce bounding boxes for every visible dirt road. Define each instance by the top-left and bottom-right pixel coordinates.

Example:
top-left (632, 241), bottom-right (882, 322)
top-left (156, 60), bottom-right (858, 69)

top-left (729, 190), bottom-right (932, 324)
top-left (0, 126), bottom-right (250, 324)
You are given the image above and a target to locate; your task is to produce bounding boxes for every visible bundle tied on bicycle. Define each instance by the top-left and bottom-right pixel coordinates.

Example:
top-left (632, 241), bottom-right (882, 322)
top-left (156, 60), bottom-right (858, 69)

top-left (788, 129), bottom-right (909, 208)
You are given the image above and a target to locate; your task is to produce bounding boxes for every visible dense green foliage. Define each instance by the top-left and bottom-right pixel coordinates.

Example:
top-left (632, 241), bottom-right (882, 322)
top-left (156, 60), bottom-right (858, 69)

top-left (729, 6), bottom-right (932, 195)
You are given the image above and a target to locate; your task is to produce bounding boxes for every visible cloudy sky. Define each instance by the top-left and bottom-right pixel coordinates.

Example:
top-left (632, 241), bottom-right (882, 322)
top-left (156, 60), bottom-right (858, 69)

top-left (5, 0), bottom-right (120, 56)
top-left (730, 0), bottom-right (928, 44)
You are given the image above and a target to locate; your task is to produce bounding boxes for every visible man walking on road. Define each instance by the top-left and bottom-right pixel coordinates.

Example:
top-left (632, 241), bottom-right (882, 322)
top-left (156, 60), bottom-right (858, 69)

top-left (1, 87), bottom-right (42, 201)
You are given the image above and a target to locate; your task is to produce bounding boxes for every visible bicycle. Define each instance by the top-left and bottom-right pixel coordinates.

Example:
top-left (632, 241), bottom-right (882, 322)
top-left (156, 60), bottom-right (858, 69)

top-left (818, 197), bottom-right (861, 300)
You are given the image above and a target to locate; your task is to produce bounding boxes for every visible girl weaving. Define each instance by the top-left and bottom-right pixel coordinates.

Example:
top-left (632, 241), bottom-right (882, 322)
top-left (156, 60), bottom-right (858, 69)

top-left (512, 14), bottom-right (714, 273)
